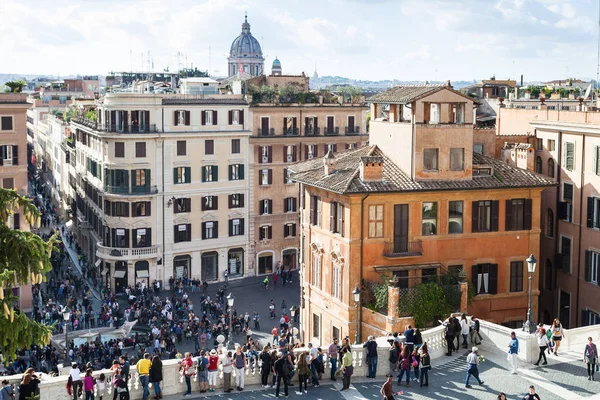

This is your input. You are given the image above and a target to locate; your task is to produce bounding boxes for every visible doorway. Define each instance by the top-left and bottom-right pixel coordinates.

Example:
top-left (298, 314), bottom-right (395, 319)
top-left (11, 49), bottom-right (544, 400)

top-left (559, 290), bottom-right (571, 329)
top-left (258, 253), bottom-right (273, 275)
top-left (393, 204), bottom-right (409, 253)
top-left (114, 261), bottom-right (128, 294)
top-left (282, 249), bottom-right (297, 270)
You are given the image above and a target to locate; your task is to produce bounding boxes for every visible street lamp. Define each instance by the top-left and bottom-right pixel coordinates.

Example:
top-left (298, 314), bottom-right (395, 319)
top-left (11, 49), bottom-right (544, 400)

top-left (290, 306), bottom-right (296, 345)
top-left (226, 293), bottom-right (235, 350)
top-left (62, 306), bottom-right (72, 365)
top-left (523, 254), bottom-right (537, 334)
top-left (352, 287), bottom-right (361, 345)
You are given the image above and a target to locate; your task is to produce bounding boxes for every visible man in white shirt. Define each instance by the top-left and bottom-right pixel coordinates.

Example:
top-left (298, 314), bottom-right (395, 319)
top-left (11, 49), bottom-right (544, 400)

top-left (308, 343), bottom-right (320, 387)
top-left (70, 363), bottom-right (82, 400)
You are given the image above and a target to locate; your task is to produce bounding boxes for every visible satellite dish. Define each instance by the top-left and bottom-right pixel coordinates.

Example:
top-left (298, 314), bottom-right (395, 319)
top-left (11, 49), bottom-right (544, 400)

top-left (584, 84), bottom-right (592, 100)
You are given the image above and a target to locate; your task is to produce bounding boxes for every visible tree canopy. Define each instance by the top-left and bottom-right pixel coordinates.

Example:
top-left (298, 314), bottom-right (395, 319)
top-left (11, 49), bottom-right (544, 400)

top-left (4, 80), bottom-right (26, 93)
top-left (0, 188), bottom-right (57, 359)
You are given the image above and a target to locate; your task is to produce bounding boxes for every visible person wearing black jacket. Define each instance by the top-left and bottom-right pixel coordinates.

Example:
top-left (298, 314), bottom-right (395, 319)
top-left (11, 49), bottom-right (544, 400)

top-left (445, 320), bottom-right (456, 356)
top-left (388, 340), bottom-right (399, 374)
top-left (260, 347), bottom-right (273, 388)
top-left (274, 353), bottom-right (290, 398)
top-left (149, 355), bottom-right (163, 399)
top-left (363, 336), bottom-right (378, 378)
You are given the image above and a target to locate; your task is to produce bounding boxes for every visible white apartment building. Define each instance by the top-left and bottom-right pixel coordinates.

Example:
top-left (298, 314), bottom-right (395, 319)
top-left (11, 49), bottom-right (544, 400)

top-left (70, 92), bottom-right (252, 292)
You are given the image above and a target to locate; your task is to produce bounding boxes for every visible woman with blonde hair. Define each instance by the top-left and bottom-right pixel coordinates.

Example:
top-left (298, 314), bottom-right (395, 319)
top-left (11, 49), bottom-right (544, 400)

top-left (18, 373), bottom-right (40, 400)
top-left (296, 351), bottom-right (310, 395)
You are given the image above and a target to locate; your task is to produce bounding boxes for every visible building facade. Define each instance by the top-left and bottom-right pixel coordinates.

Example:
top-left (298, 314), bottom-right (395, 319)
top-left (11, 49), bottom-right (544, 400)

top-left (70, 92), bottom-right (252, 291)
top-left (291, 86), bottom-right (555, 345)
top-left (249, 102), bottom-right (368, 276)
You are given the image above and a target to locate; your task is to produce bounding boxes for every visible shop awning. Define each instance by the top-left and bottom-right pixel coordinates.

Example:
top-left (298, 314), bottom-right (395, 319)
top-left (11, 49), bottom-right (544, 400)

top-left (113, 270), bottom-right (127, 279)
top-left (94, 259), bottom-right (102, 267)
top-left (374, 263), bottom-right (443, 273)
top-left (136, 270), bottom-right (150, 279)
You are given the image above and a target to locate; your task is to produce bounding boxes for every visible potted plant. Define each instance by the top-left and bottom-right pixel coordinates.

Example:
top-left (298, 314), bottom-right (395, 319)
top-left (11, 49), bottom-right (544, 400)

top-left (458, 268), bottom-right (468, 283)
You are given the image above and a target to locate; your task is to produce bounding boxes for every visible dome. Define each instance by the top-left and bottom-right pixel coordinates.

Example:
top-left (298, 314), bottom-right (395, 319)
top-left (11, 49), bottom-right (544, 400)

top-left (272, 58), bottom-right (281, 67)
top-left (229, 15), bottom-right (263, 59)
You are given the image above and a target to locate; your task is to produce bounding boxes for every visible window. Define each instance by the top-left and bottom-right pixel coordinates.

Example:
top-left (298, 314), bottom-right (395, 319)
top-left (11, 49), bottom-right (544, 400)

top-left (330, 202), bottom-right (344, 235)
top-left (0, 145), bottom-right (17, 166)
top-left (588, 197), bottom-right (600, 229)
top-left (325, 143), bottom-right (337, 154)
top-left (231, 139), bottom-right (240, 154)
top-left (115, 142), bottom-right (125, 158)
top-left (0, 116), bottom-right (13, 131)
top-left (229, 109), bottom-right (243, 125)
top-left (332, 263), bottom-right (342, 299)
top-left (452, 103), bottom-right (465, 124)
top-left (509, 261), bottom-right (524, 292)
top-left (584, 250), bottom-right (600, 284)
top-left (174, 110), bottom-right (190, 126)
top-left (283, 168), bottom-right (293, 184)
top-left (305, 117), bottom-right (318, 135)
top-left (421, 202), bottom-right (437, 235)
top-left (132, 201), bottom-right (151, 217)
top-left (368, 205), bottom-right (384, 237)
top-left (113, 228), bottom-right (129, 248)
top-left (133, 228), bottom-right (151, 248)
top-left (205, 140), bottom-right (214, 155)
top-left (535, 156), bottom-right (542, 174)
top-left (112, 201), bottom-right (129, 217)
top-left (202, 221), bottom-right (218, 239)
top-left (546, 209), bottom-right (554, 237)
top-left (309, 195), bottom-right (322, 226)
top-left (506, 198), bottom-right (532, 231)
top-left (548, 158), bottom-right (555, 178)
top-left (563, 182), bottom-right (574, 201)
top-left (260, 199), bottom-right (272, 215)
top-left (536, 138), bottom-right (543, 151)
top-left (450, 148), bottom-right (464, 171)
top-left (229, 194), bottom-right (244, 208)
top-left (472, 263), bottom-right (498, 295)
top-left (135, 142), bottom-right (146, 158)
top-left (560, 236), bottom-right (572, 272)
top-left (259, 225), bottom-right (272, 240)
top-left (472, 200), bottom-right (499, 232)
top-left (133, 169), bottom-right (150, 188)
top-left (284, 223), bottom-right (296, 237)
top-left (202, 165), bottom-right (218, 182)
top-left (2, 178), bottom-right (14, 189)
top-left (583, 310), bottom-right (600, 326)
top-left (473, 144), bottom-right (485, 155)
top-left (284, 197), bottom-right (297, 213)
top-left (564, 142), bottom-right (575, 171)
top-left (201, 196), bottom-right (218, 211)
top-left (306, 144), bottom-right (317, 159)
top-left (421, 268), bottom-right (437, 284)
top-left (174, 198), bottom-right (191, 213)
top-left (449, 201), bottom-right (463, 234)
top-left (595, 146), bottom-right (600, 176)
top-left (312, 253), bottom-right (322, 288)
top-left (428, 103), bottom-right (440, 123)
top-left (229, 164), bottom-right (244, 180)
top-left (312, 313), bottom-right (320, 339)
top-left (174, 167), bottom-right (191, 184)
top-left (259, 169), bottom-right (272, 185)
top-left (284, 145), bottom-right (297, 163)
top-left (177, 140), bottom-right (186, 156)
top-left (559, 183), bottom-right (574, 222)
top-left (229, 218), bottom-right (244, 236)
top-left (423, 149), bottom-right (438, 171)
top-left (202, 110), bottom-right (217, 125)
top-left (548, 139), bottom-right (556, 151)
top-left (260, 146), bottom-right (272, 163)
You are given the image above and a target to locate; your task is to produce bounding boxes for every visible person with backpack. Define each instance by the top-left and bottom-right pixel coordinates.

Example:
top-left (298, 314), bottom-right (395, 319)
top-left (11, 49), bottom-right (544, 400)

top-left (196, 351), bottom-right (209, 393)
top-left (420, 343), bottom-right (431, 387)
top-left (113, 374), bottom-right (128, 400)
top-left (584, 337), bottom-right (598, 381)
top-left (397, 346), bottom-right (412, 387)
top-left (233, 346), bottom-right (246, 391)
top-left (388, 339), bottom-right (400, 374)
top-left (1, 380), bottom-right (15, 400)
top-left (274, 353), bottom-right (290, 398)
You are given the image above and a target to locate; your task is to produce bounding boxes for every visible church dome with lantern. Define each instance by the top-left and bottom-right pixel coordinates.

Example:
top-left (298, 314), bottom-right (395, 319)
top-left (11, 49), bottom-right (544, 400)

top-left (227, 14), bottom-right (264, 77)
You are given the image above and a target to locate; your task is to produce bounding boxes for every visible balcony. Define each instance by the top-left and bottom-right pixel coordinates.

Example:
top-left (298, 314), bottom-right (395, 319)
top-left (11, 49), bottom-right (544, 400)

top-left (345, 126), bottom-right (361, 135)
top-left (256, 127), bottom-right (275, 137)
top-left (104, 185), bottom-right (159, 195)
top-left (383, 239), bottom-right (423, 257)
top-left (304, 127), bottom-right (320, 136)
top-left (96, 242), bottom-right (160, 261)
top-left (72, 117), bottom-right (158, 134)
top-left (324, 127), bottom-right (340, 136)
top-left (282, 128), bottom-right (299, 136)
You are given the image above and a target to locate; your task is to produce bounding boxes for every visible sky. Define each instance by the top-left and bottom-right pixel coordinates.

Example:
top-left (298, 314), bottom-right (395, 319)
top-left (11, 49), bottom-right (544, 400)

top-left (1, 0), bottom-right (599, 82)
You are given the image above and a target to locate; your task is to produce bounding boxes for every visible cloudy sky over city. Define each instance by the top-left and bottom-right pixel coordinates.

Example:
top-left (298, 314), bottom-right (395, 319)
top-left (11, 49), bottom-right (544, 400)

top-left (1, 0), bottom-right (599, 82)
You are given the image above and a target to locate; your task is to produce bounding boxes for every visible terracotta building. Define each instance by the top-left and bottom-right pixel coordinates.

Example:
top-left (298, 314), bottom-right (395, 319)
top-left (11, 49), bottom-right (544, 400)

top-left (497, 106), bottom-right (600, 328)
top-left (290, 85), bottom-right (555, 345)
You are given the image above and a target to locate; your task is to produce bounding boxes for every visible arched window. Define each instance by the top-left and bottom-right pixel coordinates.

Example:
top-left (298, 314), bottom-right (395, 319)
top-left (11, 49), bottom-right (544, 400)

top-left (546, 209), bottom-right (554, 238)
top-left (331, 250), bottom-right (344, 300)
top-left (535, 156), bottom-right (543, 174)
top-left (548, 158), bottom-right (555, 178)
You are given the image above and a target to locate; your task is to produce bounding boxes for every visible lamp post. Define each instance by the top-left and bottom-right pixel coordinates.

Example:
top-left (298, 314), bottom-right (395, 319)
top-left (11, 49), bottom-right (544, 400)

top-left (523, 254), bottom-right (537, 334)
top-left (352, 287), bottom-right (361, 345)
top-left (290, 306), bottom-right (296, 345)
top-left (226, 293), bottom-right (235, 350)
top-left (62, 306), bottom-right (71, 366)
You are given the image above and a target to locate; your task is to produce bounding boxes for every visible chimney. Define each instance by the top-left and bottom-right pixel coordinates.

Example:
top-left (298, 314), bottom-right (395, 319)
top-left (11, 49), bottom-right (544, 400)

top-left (360, 156), bottom-right (384, 181)
top-left (520, 74), bottom-right (523, 87)
top-left (324, 150), bottom-right (336, 175)
top-left (446, 80), bottom-right (452, 88)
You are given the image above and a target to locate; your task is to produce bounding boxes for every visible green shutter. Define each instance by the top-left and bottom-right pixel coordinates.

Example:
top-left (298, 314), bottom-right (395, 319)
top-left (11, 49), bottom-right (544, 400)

top-left (146, 169), bottom-right (151, 187)
top-left (239, 164), bottom-right (244, 179)
top-left (185, 167), bottom-right (191, 183)
top-left (228, 165), bottom-right (233, 180)
top-left (202, 166), bottom-right (207, 182)
top-left (213, 166), bottom-right (218, 181)
top-left (173, 168), bottom-right (178, 184)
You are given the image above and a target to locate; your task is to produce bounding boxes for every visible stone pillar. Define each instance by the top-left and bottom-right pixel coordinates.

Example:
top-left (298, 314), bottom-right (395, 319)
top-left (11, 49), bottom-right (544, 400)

top-left (388, 285), bottom-right (400, 319)
top-left (459, 282), bottom-right (468, 314)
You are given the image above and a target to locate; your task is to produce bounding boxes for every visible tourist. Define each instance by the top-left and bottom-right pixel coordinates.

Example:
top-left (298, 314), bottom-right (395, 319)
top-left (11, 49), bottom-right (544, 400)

top-left (363, 335), bottom-right (378, 378)
top-left (308, 343), bottom-right (320, 387)
top-left (411, 348), bottom-right (420, 383)
top-left (179, 352), bottom-right (194, 397)
top-left (388, 338), bottom-right (399, 374)
top-left (551, 319), bottom-right (565, 356)
top-left (260, 346), bottom-right (273, 388)
top-left (296, 351), bottom-right (310, 395)
top-left (83, 368), bottom-right (95, 400)
top-left (508, 331), bottom-right (519, 374)
top-left (584, 337), bottom-right (598, 381)
top-left (414, 328), bottom-right (423, 349)
top-left (70, 362), bottom-right (82, 400)
top-left (18, 373), bottom-right (39, 400)
top-left (119, 356), bottom-right (130, 396)
top-left (460, 314), bottom-right (470, 349)
top-left (233, 346), bottom-right (246, 391)
top-left (328, 337), bottom-right (340, 380)
top-left (419, 343), bottom-right (431, 387)
top-left (340, 347), bottom-right (353, 391)
top-left (471, 316), bottom-right (482, 345)
top-left (534, 328), bottom-right (549, 366)
top-left (274, 353), bottom-right (290, 398)
top-left (464, 346), bottom-right (484, 388)
top-left (1, 380), bottom-right (15, 400)
top-left (397, 345), bottom-right (412, 387)
top-left (149, 356), bottom-right (163, 399)
top-left (522, 385), bottom-right (541, 400)
top-left (207, 349), bottom-right (219, 392)
top-left (221, 351), bottom-right (233, 393)
top-left (112, 374), bottom-right (128, 400)
top-left (404, 325), bottom-right (415, 354)
top-left (380, 374), bottom-right (394, 400)
top-left (497, 393), bottom-right (507, 400)
top-left (136, 353), bottom-right (152, 400)
top-left (444, 319), bottom-right (456, 356)
top-left (96, 373), bottom-right (107, 400)
top-left (196, 351), bottom-right (208, 393)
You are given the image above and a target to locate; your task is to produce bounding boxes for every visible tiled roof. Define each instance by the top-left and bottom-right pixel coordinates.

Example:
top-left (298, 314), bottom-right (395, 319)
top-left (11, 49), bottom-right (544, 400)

top-left (367, 85), bottom-right (444, 104)
top-left (289, 145), bottom-right (556, 194)
top-left (162, 98), bottom-right (248, 105)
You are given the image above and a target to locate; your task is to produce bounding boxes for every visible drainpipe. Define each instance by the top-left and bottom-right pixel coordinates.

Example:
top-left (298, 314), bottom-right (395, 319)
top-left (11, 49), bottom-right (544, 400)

top-left (359, 193), bottom-right (370, 342)
top-left (575, 134), bottom-right (586, 327)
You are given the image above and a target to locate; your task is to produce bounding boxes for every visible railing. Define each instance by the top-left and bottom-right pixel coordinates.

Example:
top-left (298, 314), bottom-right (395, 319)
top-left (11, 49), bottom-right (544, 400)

top-left (65, 138), bottom-right (75, 148)
top-left (72, 117), bottom-right (158, 134)
top-left (282, 128), bottom-right (299, 136)
top-left (256, 127), bottom-right (275, 136)
top-left (324, 126), bottom-right (340, 136)
top-left (104, 185), bottom-right (158, 195)
top-left (383, 239), bottom-right (423, 257)
top-left (304, 127), bottom-right (320, 136)
top-left (96, 242), bottom-right (160, 259)
top-left (345, 126), bottom-right (361, 135)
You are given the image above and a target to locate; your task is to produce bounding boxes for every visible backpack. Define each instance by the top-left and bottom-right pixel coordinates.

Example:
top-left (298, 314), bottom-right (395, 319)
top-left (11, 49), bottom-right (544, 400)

top-left (117, 379), bottom-right (127, 389)
top-left (389, 348), bottom-right (399, 363)
top-left (281, 360), bottom-right (291, 376)
top-left (197, 358), bottom-right (205, 372)
top-left (401, 356), bottom-right (410, 370)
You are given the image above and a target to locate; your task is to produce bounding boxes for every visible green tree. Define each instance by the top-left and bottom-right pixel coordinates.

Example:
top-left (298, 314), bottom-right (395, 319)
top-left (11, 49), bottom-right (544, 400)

top-left (542, 87), bottom-right (553, 98)
top-left (0, 188), bottom-right (57, 359)
top-left (526, 85), bottom-right (541, 99)
top-left (4, 80), bottom-right (26, 93)
top-left (404, 282), bottom-right (452, 328)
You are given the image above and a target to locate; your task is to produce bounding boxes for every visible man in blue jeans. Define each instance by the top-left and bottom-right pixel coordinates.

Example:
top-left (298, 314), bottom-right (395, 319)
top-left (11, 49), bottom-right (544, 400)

top-left (328, 338), bottom-right (339, 380)
top-left (308, 343), bottom-right (320, 387)
top-left (465, 347), bottom-right (485, 388)
top-left (363, 335), bottom-right (378, 378)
